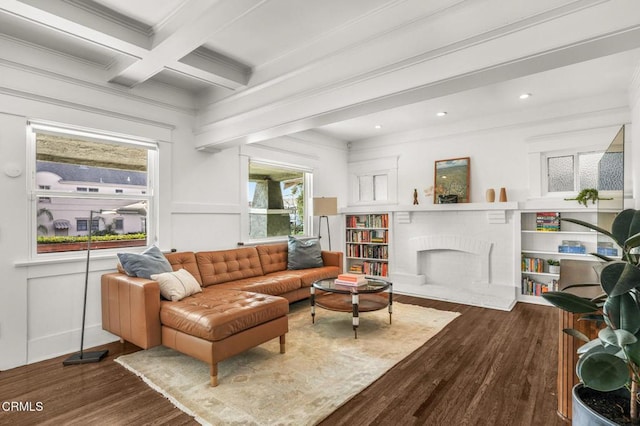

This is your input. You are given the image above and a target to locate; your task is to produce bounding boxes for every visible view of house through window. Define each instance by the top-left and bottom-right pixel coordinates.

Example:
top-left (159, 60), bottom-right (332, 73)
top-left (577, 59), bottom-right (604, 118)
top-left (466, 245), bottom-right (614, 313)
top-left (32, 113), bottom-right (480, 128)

top-left (247, 162), bottom-right (308, 239)
top-left (32, 125), bottom-right (154, 254)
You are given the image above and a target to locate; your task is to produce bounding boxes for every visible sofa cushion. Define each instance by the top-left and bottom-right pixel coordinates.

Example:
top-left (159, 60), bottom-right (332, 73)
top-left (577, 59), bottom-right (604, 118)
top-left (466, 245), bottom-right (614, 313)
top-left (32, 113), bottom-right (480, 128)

top-left (164, 251), bottom-right (203, 286)
top-left (211, 273), bottom-right (302, 296)
top-left (160, 289), bottom-right (289, 342)
top-left (256, 243), bottom-right (288, 274)
top-left (272, 266), bottom-right (341, 286)
top-left (117, 245), bottom-right (173, 279)
top-left (287, 237), bottom-right (323, 270)
top-left (196, 247), bottom-right (264, 287)
top-left (151, 269), bottom-right (202, 301)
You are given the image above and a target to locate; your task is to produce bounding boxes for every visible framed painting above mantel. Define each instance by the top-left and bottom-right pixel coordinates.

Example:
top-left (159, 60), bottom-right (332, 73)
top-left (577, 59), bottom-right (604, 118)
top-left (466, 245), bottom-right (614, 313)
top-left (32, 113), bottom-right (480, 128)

top-left (434, 157), bottom-right (470, 204)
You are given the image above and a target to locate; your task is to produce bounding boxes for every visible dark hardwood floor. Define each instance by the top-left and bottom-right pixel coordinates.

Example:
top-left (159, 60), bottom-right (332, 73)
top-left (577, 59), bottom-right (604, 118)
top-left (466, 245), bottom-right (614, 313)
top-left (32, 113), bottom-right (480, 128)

top-left (0, 296), bottom-right (568, 425)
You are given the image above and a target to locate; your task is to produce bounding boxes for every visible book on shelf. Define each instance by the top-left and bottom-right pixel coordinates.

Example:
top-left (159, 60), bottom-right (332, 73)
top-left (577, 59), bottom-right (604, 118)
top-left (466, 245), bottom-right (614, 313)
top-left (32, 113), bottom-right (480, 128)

top-left (535, 212), bottom-right (561, 232)
top-left (597, 242), bottom-right (618, 256)
top-left (348, 263), bottom-right (364, 273)
top-left (521, 277), bottom-right (558, 296)
top-left (521, 256), bottom-right (544, 273)
top-left (346, 214), bottom-right (388, 229)
top-left (558, 240), bottom-right (586, 253)
top-left (346, 244), bottom-right (388, 259)
top-left (347, 261), bottom-right (387, 277)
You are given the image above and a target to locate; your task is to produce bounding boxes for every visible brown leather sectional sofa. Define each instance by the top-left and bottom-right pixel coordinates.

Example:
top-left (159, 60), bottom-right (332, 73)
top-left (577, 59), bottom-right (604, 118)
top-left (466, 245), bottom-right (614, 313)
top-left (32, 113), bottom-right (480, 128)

top-left (101, 243), bottom-right (342, 386)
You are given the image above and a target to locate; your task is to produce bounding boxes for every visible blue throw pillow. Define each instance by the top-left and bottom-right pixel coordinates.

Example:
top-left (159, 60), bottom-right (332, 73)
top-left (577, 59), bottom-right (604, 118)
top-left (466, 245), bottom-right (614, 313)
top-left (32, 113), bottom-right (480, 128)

top-left (287, 236), bottom-right (323, 270)
top-left (117, 245), bottom-right (173, 279)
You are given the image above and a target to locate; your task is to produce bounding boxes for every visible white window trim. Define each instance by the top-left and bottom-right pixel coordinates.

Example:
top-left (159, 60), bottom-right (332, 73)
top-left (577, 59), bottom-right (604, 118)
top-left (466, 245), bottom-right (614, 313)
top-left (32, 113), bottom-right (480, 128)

top-left (348, 157), bottom-right (398, 206)
top-left (240, 157), bottom-right (313, 244)
top-left (28, 121), bottom-right (159, 259)
top-left (525, 125), bottom-right (622, 200)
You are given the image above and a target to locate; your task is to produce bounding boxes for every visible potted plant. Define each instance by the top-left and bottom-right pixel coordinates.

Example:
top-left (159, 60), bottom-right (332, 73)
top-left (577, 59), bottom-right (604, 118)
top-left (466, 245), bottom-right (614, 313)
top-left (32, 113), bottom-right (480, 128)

top-left (547, 258), bottom-right (561, 274)
top-left (565, 188), bottom-right (613, 207)
top-left (542, 208), bottom-right (640, 424)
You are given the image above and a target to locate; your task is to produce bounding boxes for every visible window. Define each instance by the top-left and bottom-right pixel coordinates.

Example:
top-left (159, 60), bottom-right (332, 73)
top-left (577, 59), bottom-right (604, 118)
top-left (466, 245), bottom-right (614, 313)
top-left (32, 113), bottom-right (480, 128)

top-left (358, 174), bottom-right (388, 202)
top-left (547, 151), bottom-right (623, 193)
top-left (30, 122), bottom-right (157, 255)
top-left (247, 161), bottom-right (311, 239)
top-left (348, 157), bottom-right (398, 205)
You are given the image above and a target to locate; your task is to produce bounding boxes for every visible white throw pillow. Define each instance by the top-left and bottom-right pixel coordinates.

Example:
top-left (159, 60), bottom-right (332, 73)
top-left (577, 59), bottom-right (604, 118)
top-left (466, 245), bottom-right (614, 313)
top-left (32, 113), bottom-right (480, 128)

top-left (151, 268), bottom-right (202, 301)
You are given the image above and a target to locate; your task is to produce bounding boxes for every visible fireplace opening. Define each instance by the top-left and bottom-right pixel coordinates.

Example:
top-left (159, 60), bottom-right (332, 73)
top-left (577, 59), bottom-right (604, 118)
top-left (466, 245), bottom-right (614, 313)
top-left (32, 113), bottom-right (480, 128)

top-left (410, 235), bottom-right (492, 287)
top-left (417, 249), bottom-right (482, 287)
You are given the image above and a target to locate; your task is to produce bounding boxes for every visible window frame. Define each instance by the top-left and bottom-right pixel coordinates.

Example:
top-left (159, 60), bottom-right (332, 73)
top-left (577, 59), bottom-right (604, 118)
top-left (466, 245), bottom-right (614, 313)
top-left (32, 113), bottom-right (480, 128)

top-left (28, 121), bottom-right (159, 259)
top-left (348, 157), bottom-right (398, 206)
top-left (243, 158), bottom-right (313, 243)
top-left (542, 149), bottom-right (621, 197)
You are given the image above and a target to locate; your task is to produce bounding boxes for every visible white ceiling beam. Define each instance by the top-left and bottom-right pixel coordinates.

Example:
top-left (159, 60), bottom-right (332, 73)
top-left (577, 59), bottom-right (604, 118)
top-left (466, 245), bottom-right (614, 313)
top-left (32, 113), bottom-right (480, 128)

top-left (107, 0), bottom-right (265, 88)
top-left (0, 0), bottom-right (256, 90)
top-left (194, 25), bottom-right (640, 151)
top-left (2, 0), bottom-right (149, 55)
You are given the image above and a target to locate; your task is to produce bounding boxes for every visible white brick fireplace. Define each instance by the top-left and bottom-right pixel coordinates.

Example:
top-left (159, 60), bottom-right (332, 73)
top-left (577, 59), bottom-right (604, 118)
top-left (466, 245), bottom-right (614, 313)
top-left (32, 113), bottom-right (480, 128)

top-left (389, 204), bottom-right (518, 310)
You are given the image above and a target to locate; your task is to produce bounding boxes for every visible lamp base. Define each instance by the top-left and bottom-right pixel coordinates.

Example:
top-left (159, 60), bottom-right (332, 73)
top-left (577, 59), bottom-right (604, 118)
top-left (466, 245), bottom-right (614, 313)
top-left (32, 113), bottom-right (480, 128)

top-left (63, 349), bottom-right (109, 365)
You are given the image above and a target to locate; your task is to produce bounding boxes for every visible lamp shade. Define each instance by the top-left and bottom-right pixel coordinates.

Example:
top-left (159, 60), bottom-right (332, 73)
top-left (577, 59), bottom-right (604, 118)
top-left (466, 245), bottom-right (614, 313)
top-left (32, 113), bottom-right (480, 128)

top-left (313, 197), bottom-right (338, 216)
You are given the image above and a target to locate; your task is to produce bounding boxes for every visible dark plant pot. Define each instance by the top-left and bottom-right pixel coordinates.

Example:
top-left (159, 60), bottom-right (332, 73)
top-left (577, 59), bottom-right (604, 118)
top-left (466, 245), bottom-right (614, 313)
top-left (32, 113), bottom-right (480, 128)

top-left (437, 194), bottom-right (458, 204)
top-left (573, 384), bottom-right (631, 425)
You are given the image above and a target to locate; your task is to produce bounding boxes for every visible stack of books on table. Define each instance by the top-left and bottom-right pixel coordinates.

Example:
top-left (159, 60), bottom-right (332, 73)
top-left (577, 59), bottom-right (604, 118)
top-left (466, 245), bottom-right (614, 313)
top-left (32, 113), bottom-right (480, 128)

top-left (334, 273), bottom-right (368, 286)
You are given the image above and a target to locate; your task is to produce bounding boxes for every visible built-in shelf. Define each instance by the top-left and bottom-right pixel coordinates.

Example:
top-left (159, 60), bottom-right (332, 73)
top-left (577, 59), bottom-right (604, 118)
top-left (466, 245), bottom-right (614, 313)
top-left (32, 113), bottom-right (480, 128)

top-left (341, 201), bottom-right (519, 214)
top-left (522, 271), bottom-right (560, 278)
top-left (521, 230), bottom-right (596, 235)
top-left (521, 249), bottom-right (592, 257)
top-left (345, 213), bottom-right (389, 277)
top-left (519, 209), bottom-right (619, 304)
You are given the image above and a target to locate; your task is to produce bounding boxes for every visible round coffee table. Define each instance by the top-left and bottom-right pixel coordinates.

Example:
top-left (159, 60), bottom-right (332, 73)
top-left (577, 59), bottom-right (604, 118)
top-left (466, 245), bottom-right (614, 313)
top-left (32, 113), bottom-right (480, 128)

top-left (310, 277), bottom-right (392, 338)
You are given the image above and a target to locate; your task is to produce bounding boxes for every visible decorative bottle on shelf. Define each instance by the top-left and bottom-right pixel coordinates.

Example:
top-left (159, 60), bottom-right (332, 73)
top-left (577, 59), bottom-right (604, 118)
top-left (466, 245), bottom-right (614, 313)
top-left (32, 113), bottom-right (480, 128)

top-left (485, 188), bottom-right (495, 202)
top-left (499, 187), bottom-right (507, 202)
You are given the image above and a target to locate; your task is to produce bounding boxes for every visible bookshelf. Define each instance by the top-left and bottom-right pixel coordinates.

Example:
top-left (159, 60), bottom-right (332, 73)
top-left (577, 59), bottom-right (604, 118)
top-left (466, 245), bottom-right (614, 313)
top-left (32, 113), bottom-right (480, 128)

top-left (519, 209), bottom-right (618, 304)
top-left (345, 213), bottom-right (389, 277)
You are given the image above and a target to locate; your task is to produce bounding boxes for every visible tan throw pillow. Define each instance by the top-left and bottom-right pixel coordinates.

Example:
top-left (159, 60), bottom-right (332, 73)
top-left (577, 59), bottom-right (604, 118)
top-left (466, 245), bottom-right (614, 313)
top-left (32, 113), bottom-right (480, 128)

top-left (150, 269), bottom-right (202, 301)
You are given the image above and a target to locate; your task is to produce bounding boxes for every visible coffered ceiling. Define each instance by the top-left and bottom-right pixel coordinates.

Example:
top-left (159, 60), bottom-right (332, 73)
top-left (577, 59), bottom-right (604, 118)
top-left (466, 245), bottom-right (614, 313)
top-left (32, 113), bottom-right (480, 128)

top-left (1, 0), bottom-right (640, 150)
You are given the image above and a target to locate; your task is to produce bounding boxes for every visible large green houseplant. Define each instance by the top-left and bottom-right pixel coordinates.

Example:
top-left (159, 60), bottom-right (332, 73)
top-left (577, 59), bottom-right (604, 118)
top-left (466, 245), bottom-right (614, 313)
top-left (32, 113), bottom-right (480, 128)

top-left (542, 208), bottom-right (640, 423)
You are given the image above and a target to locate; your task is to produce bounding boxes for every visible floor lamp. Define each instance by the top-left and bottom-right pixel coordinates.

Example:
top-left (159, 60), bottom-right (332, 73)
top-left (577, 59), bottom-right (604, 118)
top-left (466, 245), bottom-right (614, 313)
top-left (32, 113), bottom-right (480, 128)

top-left (63, 209), bottom-right (111, 365)
top-left (313, 197), bottom-right (338, 250)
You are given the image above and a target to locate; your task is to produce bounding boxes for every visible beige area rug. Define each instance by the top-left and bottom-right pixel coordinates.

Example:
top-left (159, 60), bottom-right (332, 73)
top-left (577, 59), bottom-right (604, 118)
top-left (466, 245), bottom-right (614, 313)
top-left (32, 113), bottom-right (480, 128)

top-left (115, 301), bottom-right (460, 425)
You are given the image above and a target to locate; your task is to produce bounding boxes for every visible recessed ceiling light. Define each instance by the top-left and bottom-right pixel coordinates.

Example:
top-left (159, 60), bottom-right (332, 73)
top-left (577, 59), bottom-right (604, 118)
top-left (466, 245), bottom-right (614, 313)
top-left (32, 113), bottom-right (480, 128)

top-left (519, 93), bottom-right (532, 99)
top-left (374, 124), bottom-right (382, 129)
top-left (436, 111), bottom-right (447, 117)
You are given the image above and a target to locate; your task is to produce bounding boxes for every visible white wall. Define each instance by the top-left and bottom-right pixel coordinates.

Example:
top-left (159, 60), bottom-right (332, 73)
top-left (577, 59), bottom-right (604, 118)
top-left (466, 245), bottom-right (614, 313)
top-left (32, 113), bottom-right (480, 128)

top-left (346, 102), bottom-right (631, 308)
top-left (349, 104), bottom-right (630, 207)
top-left (169, 131), bottom-right (348, 252)
top-left (0, 75), bottom-right (183, 368)
top-left (0, 66), bottom-right (348, 369)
